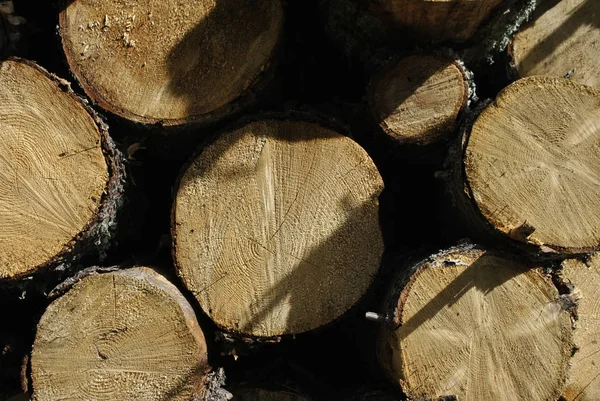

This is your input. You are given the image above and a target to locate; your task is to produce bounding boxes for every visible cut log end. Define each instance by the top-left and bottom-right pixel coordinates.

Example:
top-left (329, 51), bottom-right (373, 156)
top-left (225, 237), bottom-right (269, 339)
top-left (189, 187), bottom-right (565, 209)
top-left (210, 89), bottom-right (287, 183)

top-left (59, 0), bottom-right (283, 125)
top-left (464, 76), bottom-right (600, 254)
top-left (561, 253), bottom-right (600, 401)
top-left (173, 119), bottom-right (384, 338)
top-left (31, 267), bottom-right (209, 401)
top-left (368, 55), bottom-right (468, 145)
top-left (511, 0), bottom-right (600, 88)
top-left (379, 247), bottom-right (574, 401)
top-left (0, 58), bottom-right (111, 280)
top-left (365, 0), bottom-right (502, 42)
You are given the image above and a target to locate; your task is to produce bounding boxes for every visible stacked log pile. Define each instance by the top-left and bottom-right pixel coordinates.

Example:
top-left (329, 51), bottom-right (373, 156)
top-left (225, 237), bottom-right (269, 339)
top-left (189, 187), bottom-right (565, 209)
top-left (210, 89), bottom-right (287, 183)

top-left (1, 0), bottom-right (599, 400)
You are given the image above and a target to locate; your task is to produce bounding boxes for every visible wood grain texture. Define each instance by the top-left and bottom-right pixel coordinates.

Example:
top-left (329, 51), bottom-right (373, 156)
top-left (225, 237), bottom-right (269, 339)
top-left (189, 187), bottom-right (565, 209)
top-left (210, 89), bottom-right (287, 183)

top-left (173, 119), bottom-right (384, 338)
top-left (0, 59), bottom-right (109, 280)
top-left (561, 254), bottom-right (600, 401)
top-left (465, 76), bottom-right (600, 254)
top-left (511, 0), bottom-right (600, 88)
top-left (364, 0), bottom-right (502, 42)
top-left (368, 55), bottom-right (468, 145)
top-left (59, 0), bottom-right (283, 125)
top-left (380, 247), bottom-right (574, 401)
top-left (31, 267), bottom-right (209, 401)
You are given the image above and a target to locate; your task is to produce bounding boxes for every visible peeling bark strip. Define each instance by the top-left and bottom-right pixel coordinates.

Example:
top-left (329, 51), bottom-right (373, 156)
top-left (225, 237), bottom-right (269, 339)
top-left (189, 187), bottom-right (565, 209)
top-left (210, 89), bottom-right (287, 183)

top-left (172, 119), bottom-right (384, 339)
top-left (58, 0), bottom-right (283, 126)
top-left (367, 55), bottom-right (469, 146)
top-left (31, 267), bottom-right (210, 401)
top-left (378, 245), bottom-right (575, 401)
top-left (511, 0), bottom-right (600, 88)
top-left (560, 253), bottom-right (600, 401)
top-left (461, 76), bottom-right (600, 255)
top-left (0, 58), bottom-right (125, 282)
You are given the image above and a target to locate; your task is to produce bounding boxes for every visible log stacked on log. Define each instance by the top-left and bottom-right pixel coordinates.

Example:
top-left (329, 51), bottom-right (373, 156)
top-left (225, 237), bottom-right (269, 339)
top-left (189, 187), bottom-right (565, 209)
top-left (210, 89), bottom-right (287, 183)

top-left (0, 58), bottom-right (124, 281)
top-left (31, 267), bottom-right (209, 401)
top-left (59, 0), bottom-right (283, 126)
top-left (511, 0), bottom-right (600, 87)
top-left (378, 246), bottom-right (575, 401)
top-left (367, 55), bottom-right (469, 146)
top-left (363, 0), bottom-right (503, 42)
top-left (172, 118), bottom-right (384, 339)
top-left (560, 253), bottom-right (600, 401)
top-left (459, 76), bottom-right (600, 254)
top-left (5, 0), bottom-right (600, 400)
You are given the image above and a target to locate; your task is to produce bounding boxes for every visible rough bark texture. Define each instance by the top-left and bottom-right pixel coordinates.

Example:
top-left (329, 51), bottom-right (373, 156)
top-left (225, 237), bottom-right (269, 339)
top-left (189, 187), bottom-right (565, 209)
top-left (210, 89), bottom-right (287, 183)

top-left (560, 253), bottom-right (600, 401)
top-left (378, 244), bottom-right (575, 401)
top-left (172, 116), bottom-right (384, 339)
top-left (31, 266), bottom-right (210, 401)
top-left (58, 0), bottom-right (283, 127)
top-left (0, 58), bottom-right (125, 284)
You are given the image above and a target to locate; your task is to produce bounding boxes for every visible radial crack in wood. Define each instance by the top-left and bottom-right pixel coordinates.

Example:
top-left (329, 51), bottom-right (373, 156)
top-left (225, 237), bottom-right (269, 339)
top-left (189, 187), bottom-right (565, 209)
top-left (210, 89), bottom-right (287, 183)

top-left (368, 55), bottom-right (468, 146)
top-left (172, 119), bottom-right (384, 338)
top-left (31, 267), bottom-right (209, 401)
top-left (511, 0), bottom-right (600, 88)
top-left (379, 246), bottom-right (574, 401)
top-left (59, 0), bottom-right (283, 125)
top-left (561, 253), bottom-right (600, 401)
top-left (464, 76), bottom-right (600, 254)
top-left (0, 58), bottom-right (116, 280)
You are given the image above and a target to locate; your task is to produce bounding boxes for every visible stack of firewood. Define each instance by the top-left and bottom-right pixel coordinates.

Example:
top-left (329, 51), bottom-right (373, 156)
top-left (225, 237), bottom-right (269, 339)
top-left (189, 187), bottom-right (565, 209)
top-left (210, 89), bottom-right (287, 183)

top-left (1, 0), bottom-right (599, 400)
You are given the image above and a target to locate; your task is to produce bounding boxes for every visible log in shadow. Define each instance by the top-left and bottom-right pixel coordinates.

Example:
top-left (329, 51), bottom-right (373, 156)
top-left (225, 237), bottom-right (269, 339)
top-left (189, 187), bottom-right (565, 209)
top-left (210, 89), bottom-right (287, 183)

top-left (518, 0), bottom-right (599, 74)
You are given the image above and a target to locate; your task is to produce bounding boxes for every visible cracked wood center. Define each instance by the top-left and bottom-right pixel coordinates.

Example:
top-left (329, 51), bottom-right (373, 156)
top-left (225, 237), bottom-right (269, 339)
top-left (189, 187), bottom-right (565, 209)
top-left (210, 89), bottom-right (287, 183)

top-left (172, 119), bottom-right (384, 337)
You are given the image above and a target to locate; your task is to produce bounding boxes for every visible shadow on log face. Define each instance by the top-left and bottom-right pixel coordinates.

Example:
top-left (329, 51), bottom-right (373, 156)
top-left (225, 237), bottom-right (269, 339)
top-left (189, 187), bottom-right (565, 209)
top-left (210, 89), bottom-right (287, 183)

top-left (517, 0), bottom-right (600, 75)
top-left (174, 120), bottom-right (384, 338)
top-left (238, 194), bottom-right (383, 336)
top-left (165, 0), bottom-right (278, 122)
top-left (395, 252), bottom-right (525, 339)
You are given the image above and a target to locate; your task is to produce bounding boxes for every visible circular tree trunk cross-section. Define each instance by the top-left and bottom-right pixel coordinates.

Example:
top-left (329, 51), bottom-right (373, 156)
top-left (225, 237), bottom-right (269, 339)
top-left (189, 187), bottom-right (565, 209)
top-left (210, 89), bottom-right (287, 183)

top-left (561, 253), bottom-right (600, 401)
top-left (379, 247), bottom-right (574, 401)
top-left (511, 0), bottom-right (600, 88)
top-left (31, 267), bottom-right (209, 401)
top-left (59, 0), bottom-right (283, 125)
top-left (464, 77), bottom-right (600, 254)
top-left (368, 55), bottom-right (468, 146)
top-left (173, 119), bottom-right (384, 338)
top-left (0, 59), bottom-right (114, 280)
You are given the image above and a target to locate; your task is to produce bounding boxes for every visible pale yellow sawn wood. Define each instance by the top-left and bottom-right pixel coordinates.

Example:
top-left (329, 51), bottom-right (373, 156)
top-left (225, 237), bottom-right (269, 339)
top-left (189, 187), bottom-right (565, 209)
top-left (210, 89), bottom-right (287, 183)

top-left (173, 120), bottom-right (384, 337)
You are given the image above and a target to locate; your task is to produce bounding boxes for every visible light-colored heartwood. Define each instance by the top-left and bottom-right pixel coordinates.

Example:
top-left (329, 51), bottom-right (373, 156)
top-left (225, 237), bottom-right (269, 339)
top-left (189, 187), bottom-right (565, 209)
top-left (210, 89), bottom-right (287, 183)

top-left (173, 120), bottom-right (384, 337)
top-left (380, 247), bottom-right (574, 401)
top-left (0, 59), bottom-right (108, 279)
top-left (512, 0), bottom-right (600, 88)
top-left (31, 268), bottom-right (208, 401)
top-left (59, 0), bottom-right (283, 124)
top-left (369, 55), bottom-right (468, 145)
top-left (465, 77), bottom-right (600, 253)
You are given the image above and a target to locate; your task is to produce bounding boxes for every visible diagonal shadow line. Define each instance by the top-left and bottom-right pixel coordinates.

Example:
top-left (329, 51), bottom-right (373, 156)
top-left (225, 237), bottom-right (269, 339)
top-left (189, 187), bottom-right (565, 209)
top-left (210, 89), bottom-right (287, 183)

top-left (396, 253), bottom-right (524, 341)
top-left (518, 0), bottom-right (599, 74)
